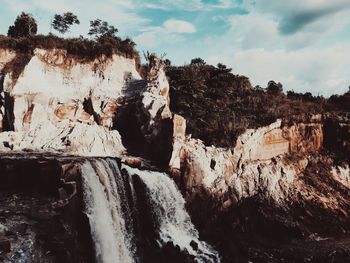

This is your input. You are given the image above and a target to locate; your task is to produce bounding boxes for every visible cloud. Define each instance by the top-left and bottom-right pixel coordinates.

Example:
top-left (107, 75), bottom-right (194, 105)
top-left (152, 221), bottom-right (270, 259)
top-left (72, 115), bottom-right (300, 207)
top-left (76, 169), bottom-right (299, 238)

top-left (243, 0), bottom-right (350, 34)
top-left (134, 19), bottom-right (195, 48)
top-left (138, 0), bottom-right (237, 11)
top-left (163, 19), bottom-right (196, 33)
top-left (228, 46), bottom-right (350, 96)
top-left (134, 30), bottom-right (185, 48)
top-left (199, 1), bottom-right (350, 96)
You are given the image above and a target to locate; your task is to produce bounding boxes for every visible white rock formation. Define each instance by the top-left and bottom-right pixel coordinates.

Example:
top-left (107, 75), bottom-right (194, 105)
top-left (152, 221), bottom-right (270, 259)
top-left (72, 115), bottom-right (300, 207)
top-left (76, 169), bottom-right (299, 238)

top-left (233, 120), bottom-right (323, 162)
top-left (0, 49), bottom-right (17, 131)
top-left (0, 48), bottom-right (140, 156)
top-left (141, 56), bottom-right (172, 125)
top-left (4, 48), bottom-right (141, 131)
top-left (332, 166), bottom-right (350, 189)
top-left (169, 118), bottom-right (325, 206)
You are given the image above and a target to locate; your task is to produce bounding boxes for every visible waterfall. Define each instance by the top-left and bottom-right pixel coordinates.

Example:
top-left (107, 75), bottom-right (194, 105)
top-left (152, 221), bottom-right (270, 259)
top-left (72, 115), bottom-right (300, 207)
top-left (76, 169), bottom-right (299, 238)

top-left (81, 159), bottom-right (135, 263)
top-left (123, 165), bottom-right (220, 263)
top-left (81, 158), bottom-right (220, 263)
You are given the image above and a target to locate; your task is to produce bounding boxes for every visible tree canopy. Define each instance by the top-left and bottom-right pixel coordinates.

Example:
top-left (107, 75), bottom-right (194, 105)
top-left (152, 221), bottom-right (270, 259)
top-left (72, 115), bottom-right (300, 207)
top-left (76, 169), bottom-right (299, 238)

top-left (52, 12), bottom-right (80, 35)
top-left (88, 19), bottom-right (118, 40)
top-left (7, 12), bottom-right (37, 38)
top-left (190, 57), bottom-right (206, 66)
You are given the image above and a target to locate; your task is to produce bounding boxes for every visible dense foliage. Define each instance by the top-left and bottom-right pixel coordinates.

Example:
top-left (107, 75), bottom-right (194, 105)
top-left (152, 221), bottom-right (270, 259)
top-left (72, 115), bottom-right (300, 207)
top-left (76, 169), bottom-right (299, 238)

top-left (0, 34), bottom-right (140, 82)
top-left (167, 62), bottom-right (350, 147)
top-left (7, 12), bottom-right (37, 38)
top-left (52, 12), bottom-right (80, 35)
top-left (1, 13), bottom-right (140, 81)
top-left (88, 19), bottom-right (119, 40)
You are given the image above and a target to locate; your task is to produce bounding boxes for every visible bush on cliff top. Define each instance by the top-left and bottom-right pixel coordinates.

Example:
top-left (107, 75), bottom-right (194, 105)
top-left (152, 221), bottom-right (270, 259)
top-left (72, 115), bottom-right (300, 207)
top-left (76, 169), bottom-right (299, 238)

top-left (167, 62), bottom-right (349, 148)
top-left (0, 34), bottom-right (140, 82)
top-left (0, 34), bottom-right (139, 61)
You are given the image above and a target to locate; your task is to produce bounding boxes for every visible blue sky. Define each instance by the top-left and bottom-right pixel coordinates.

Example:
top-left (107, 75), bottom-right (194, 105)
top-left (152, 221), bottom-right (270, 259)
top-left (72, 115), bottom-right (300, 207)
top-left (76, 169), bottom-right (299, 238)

top-left (0, 0), bottom-right (350, 96)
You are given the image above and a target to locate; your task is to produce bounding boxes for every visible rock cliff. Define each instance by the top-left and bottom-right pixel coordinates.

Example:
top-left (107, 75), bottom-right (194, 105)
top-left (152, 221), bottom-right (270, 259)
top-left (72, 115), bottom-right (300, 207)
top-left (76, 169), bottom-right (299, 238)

top-left (0, 47), bottom-right (349, 263)
top-left (0, 48), bottom-right (141, 156)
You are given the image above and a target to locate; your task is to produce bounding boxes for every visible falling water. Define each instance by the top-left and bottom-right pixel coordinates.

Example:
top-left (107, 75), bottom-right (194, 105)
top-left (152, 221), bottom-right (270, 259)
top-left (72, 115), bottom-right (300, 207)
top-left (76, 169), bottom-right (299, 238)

top-left (123, 165), bottom-right (220, 263)
top-left (81, 159), bottom-right (135, 263)
top-left (81, 158), bottom-right (220, 263)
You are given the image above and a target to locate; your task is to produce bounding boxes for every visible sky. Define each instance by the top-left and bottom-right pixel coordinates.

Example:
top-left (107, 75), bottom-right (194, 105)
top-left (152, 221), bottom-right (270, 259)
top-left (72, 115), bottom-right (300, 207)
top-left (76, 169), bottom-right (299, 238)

top-left (0, 0), bottom-right (350, 96)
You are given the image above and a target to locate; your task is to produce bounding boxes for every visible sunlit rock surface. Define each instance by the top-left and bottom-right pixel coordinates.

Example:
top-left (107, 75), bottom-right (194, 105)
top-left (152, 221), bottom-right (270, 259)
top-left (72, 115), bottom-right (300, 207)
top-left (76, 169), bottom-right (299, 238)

top-left (170, 118), bottom-right (325, 201)
top-left (0, 48), bottom-right (141, 156)
top-left (142, 56), bottom-right (172, 123)
top-left (0, 49), bottom-right (16, 72)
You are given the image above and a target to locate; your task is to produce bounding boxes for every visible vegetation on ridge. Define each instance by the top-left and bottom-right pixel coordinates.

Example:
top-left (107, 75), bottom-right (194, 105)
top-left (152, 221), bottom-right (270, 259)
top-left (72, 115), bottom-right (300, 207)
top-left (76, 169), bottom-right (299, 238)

top-left (167, 59), bottom-right (350, 147)
top-left (0, 12), bottom-right (140, 81)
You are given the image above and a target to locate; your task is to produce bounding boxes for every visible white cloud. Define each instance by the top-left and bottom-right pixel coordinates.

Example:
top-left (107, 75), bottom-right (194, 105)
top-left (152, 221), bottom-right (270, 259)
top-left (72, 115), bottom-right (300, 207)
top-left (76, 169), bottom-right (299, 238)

top-left (200, 1), bottom-right (350, 96)
top-left (163, 19), bottom-right (196, 33)
top-left (203, 17), bottom-right (350, 95)
top-left (243, 0), bottom-right (350, 34)
top-left (142, 0), bottom-right (202, 11)
top-left (229, 46), bottom-right (350, 96)
top-left (138, 0), bottom-right (236, 11)
top-left (134, 30), bottom-right (185, 48)
top-left (134, 19), bottom-right (195, 48)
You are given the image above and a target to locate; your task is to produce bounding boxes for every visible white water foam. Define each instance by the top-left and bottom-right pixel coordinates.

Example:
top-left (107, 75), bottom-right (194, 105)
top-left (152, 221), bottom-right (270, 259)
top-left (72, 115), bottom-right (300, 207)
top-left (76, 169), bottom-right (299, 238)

top-left (123, 165), bottom-right (220, 263)
top-left (81, 159), bottom-right (134, 263)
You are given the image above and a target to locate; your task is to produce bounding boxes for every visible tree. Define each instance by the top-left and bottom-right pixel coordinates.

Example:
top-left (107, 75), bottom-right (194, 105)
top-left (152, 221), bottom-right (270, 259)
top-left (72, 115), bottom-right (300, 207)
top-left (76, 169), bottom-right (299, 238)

top-left (122, 38), bottom-right (136, 47)
top-left (217, 63), bottom-right (232, 73)
top-left (8, 12), bottom-right (37, 38)
top-left (266, 80), bottom-right (283, 95)
top-left (164, 59), bottom-right (171, 67)
top-left (88, 19), bottom-right (118, 40)
top-left (52, 12), bottom-right (80, 35)
top-left (190, 57), bottom-right (206, 66)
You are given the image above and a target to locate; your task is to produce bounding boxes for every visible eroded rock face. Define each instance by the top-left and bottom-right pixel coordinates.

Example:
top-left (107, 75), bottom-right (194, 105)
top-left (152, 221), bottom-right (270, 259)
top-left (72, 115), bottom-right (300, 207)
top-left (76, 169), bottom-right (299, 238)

top-left (167, 115), bottom-right (349, 262)
top-left (233, 120), bottom-right (323, 162)
top-left (0, 49), bottom-right (17, 132)
top-left (0, 49), bottom-right (16, 72)
top-left (0, 123), bottom-right (124, 156)
top-left (332, 165), bottom-right (350, 189)
top-left (142, 56), bottom-right (172, 123)
top-left (0, 48), bottom-right (142, 156)
top-left (170, 119), bottom-right (324, 200)
top-left (115, 56), bottom-right (174, 165)
top-left (4, 49), bottom-right (141, 131)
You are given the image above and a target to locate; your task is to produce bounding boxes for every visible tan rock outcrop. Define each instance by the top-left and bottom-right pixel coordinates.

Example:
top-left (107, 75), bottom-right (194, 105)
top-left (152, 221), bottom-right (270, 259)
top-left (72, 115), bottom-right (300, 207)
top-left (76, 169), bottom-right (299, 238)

top-left (0, 49), bottom-right (16, 72)
top-left (4, 48), bottom-right (140, 131)
top-left (233, 120), bottom-right (323, 162)
top-left (142, 56), bottom-right (172, 124)
top-left (169, 114), bottom-right (186, 170)
top-left (332, 166), bottom-right (350, 189)
top-left (169, 118), bottom-right (326, 206)
top-left (0, 48), bottom-right (142, 156)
